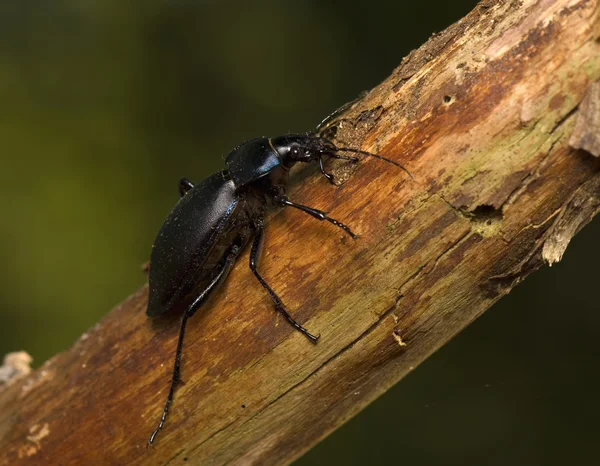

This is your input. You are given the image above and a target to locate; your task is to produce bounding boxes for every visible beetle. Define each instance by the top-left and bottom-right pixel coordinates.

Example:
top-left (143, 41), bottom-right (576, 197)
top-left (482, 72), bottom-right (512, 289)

top-left (146, 128), bottom-right (412, 446)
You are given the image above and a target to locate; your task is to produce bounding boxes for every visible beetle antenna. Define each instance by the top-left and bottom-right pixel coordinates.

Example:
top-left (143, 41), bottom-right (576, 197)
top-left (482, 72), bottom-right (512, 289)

top-left (334, 147), bottom-right (414, 180)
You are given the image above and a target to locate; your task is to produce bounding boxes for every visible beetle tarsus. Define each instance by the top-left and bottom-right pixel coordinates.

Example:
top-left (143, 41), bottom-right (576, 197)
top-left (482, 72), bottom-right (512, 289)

top-left (250, 219), bottom-right (320, 342)
top-left (147, 430), bottom-right (158, 449)
top-left (148, 312), bottom-right (188, 448)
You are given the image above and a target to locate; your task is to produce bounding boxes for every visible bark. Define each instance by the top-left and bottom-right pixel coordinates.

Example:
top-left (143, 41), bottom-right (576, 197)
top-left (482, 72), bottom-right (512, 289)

top-left (1, 0), bottom-right (599, 464)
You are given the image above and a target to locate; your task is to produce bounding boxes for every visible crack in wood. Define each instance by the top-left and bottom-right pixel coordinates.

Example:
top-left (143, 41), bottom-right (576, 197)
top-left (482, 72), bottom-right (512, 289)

top-left (185, 303), bottom-right (400, 460)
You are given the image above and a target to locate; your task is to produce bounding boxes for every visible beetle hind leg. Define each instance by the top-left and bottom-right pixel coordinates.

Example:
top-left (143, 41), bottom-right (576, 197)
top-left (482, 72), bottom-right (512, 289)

top-left (250, 218), bottom-right (319, 343)
top-left (148, 242), bottom-right (241, 447)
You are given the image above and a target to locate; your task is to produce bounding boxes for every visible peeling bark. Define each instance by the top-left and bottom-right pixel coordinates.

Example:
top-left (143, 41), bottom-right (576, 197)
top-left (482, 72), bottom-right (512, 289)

top-left (570, 80), bottom-right (600, 155)
top-left (542, 176), bottom-right (600, 264)
top-left (1, 0), bottom-right (599, 465)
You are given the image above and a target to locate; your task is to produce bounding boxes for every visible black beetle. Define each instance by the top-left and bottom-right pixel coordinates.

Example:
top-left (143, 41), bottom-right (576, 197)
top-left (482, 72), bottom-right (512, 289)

top-left (146, 128), bottom-right (412, 446)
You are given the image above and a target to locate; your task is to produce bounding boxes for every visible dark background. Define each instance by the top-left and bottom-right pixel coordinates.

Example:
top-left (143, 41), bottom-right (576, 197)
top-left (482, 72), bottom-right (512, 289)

top-left (1, 1), bottom-right (598, 465)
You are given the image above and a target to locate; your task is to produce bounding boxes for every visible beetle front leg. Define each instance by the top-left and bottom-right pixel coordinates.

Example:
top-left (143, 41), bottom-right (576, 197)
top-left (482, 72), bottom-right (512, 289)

top-left (250, 218), bottom-right (319, 343)
top-left (318, 154), bottom-right (361, 184)
top-left (318, 157), bottom-right (335, 184)
top-left (273, 195), bottom-right (357, 239)
top-left (179, 178), bottom-right (195, 197)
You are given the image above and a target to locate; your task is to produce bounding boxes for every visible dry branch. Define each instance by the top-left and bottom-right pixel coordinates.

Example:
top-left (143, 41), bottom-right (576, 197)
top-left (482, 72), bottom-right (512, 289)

top-left (1, 0), bottom-right (600, 464)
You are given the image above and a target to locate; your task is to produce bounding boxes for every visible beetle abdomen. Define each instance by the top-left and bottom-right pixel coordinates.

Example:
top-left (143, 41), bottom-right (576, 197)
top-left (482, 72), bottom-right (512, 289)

top-left (146, 171), bottom-right (241, 317)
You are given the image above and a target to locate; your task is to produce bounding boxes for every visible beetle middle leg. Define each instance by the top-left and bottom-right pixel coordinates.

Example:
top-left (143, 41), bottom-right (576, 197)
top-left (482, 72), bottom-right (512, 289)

top-left (250, 218), bottom-right (319, 342)
top-left (179, 178), bottom-right (195, 197)
top-left (273, 195), bottom-right (357, 239)
top-left (148, 241), bottom-right (242, 447)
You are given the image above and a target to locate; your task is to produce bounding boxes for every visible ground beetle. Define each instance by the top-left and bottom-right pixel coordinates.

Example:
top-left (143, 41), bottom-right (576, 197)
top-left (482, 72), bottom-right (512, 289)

top-left (146, 121), bottom-right (412, 446)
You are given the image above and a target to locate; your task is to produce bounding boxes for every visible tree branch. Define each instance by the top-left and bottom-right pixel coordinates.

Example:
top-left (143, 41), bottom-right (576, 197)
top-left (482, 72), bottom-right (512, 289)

top-left (1, 0), bottom-right (599, 464)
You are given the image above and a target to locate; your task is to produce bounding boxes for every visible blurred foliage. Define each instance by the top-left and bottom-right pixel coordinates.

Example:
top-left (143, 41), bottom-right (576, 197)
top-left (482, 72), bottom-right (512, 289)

top-left (0, 1), bottom-right (598, 465)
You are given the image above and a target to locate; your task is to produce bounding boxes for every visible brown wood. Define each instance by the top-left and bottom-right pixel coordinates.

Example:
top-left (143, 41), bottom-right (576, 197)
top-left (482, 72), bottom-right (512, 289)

top-left (1, 1), bottom-right (599, 464)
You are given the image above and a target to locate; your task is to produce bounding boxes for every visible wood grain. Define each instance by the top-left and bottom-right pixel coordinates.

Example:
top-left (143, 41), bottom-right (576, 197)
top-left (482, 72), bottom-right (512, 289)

top-left (1, 0), bottom-right (599, 464)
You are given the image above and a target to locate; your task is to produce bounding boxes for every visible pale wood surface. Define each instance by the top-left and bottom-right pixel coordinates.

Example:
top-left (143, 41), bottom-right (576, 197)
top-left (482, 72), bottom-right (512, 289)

top-left (1, 1), bottom-right (599, 464)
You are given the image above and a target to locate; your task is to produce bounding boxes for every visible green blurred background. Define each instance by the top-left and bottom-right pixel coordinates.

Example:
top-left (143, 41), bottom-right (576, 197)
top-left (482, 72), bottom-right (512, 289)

top-left (1, 1), bottom-right (598, 465)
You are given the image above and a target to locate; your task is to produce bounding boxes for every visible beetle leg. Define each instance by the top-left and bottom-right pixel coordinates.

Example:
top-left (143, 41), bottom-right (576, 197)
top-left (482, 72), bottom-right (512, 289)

top-left (319, 153), bottom-right (361, 184)
top-left (273, 195), bottom-right (357, 239)
top-left (179, 178), bottom-right (195, 197)
top-left (148, 243), bottom-right (241, 448)
top-left (318, 157), bottom-right (335, 184)
top-left (250, 218), bottom-right (320, 343)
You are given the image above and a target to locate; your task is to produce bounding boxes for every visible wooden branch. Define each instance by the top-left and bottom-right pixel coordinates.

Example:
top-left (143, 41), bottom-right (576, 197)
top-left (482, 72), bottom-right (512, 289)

top-left (1, 1), bottom-right (599, 464)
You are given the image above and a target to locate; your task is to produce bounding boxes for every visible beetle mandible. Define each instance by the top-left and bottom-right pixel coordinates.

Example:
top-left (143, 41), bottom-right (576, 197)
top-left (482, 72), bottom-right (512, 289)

top-left (146, 127), bottom-right (412, 446)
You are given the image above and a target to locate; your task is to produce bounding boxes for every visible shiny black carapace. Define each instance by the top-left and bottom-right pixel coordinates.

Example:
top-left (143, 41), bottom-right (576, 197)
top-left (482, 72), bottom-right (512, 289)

top-left (146, 132), bottom-right (412, 446)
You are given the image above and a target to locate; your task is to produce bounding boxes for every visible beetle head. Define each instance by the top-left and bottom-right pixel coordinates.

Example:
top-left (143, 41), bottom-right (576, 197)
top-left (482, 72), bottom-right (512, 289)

top-left (271, 133), bottom-right (414, 181)
top-left (270, 134), bottom-right (336, 166)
